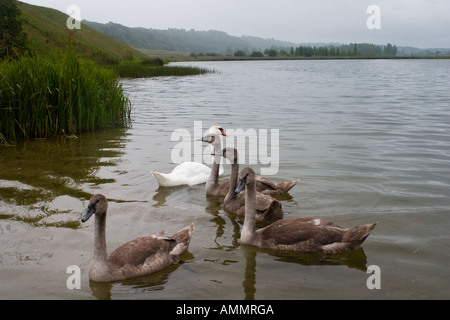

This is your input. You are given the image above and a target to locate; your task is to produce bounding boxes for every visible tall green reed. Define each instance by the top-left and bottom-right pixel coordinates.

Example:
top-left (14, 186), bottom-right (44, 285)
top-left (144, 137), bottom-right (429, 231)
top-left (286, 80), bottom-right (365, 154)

top-left (0, 49), bottom-right (131, 142)
top-left (116, 60), bottom-right (213, 78)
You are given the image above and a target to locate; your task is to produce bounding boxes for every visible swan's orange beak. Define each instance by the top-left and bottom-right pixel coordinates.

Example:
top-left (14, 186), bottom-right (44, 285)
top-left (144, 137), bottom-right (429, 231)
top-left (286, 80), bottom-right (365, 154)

top-left (219, 128), bottom-right (227, 136)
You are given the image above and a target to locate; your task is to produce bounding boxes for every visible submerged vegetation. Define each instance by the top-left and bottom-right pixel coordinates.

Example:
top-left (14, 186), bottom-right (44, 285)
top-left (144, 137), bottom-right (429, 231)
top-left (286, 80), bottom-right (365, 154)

top-left (0, 49), bottom-right (131, 142)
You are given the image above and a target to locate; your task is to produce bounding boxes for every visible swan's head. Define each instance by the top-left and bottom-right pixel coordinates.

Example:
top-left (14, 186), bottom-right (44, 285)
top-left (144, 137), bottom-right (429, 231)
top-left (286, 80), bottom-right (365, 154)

top-left (82, 194), bottom-right (108, 222)
top-left (201, 133), bottom-right (220, 145)
top-left (235, 167), bottom-right (255, 194)
top-left (199, 126), bottom-right (227, 145)
top-left (208, 125), bottom-right (227, 136)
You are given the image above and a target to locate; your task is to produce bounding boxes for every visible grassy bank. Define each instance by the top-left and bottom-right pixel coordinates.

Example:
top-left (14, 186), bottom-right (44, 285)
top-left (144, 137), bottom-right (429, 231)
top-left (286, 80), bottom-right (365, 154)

top-left (0, 49), bottom-right (131, 143)
top-left (115, 59), bottom-right (214, 78)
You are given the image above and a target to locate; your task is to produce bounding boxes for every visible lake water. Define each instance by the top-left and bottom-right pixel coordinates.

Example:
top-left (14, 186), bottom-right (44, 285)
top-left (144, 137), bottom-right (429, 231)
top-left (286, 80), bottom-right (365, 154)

top-left (1, 59), bottom-right (449, 300)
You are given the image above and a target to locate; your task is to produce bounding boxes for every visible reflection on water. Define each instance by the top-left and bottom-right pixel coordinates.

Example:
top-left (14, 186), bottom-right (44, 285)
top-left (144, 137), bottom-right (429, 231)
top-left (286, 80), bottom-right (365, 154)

top-left (240, 242), bottom-right (369, 300)
top-left (205, 194), bottom-right (242, 251)
top-left (0, 128), bottom-right (130, 228)
top-left (1, 60), bottom-right (450, 299)
top-left (89, 253), bottom-right (194, 300)
top-left (242, 246), bottom-right (257, 300)
top-left (152, 186), bottom-right (189, 207)
top-left (266, 246), bottom-right (369, 271)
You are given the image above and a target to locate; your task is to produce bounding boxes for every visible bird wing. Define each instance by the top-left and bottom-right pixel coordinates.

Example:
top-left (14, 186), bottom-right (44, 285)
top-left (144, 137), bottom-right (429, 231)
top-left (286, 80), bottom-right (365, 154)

top-left (108, 235), bottom-right (175, 267)
top-left (255, 175), bottom-right (279, 190)
top-left (259, 218), bottom-right (344, 246)
top-left (254, 192), bottom-right (275, 212)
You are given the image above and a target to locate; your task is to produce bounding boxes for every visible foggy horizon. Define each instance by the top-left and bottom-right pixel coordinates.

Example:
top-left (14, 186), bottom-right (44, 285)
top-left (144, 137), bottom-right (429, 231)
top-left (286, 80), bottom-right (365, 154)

top-left (19, 0), bottom-right (450, 49)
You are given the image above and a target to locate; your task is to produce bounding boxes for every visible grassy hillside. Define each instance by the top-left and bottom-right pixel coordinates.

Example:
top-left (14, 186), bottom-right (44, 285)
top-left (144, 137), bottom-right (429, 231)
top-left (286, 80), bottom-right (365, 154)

top-left (18, 1), bottom-right (149, 63)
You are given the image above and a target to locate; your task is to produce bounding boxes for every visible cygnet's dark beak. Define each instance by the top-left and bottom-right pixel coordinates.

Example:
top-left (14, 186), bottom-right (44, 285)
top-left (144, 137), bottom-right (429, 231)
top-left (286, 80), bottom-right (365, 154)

top-left (235, 175), bottom-right (247, 194)
top-left (81, 203), bottom-right (95, 223)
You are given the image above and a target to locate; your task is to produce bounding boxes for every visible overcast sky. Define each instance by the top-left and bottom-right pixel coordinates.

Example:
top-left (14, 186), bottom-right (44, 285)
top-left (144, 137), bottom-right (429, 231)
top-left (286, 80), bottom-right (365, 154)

top-left (21, 0), bottom-right (450, 48)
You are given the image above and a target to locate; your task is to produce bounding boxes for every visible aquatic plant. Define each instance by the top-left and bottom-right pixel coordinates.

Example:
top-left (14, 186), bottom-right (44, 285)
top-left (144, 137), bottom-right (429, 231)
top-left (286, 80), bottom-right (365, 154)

top-left (116, 60), bottom-right (213, 78)
top-left (0, 49), bottom-right (131, 142)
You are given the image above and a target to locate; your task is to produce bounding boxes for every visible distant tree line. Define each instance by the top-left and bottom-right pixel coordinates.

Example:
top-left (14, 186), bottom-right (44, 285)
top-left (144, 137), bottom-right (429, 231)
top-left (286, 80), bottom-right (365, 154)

top-left (228, 43), bottom-right (398, 58)
top-left (289, 43), bottom-right (398, 57)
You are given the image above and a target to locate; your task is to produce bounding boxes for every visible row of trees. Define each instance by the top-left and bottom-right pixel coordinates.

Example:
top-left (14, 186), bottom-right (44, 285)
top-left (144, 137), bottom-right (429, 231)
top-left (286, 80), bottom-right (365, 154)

top-left (231, 43), bottom-right (398, 58)
top-left (290, 43), bottom-right (398, 57)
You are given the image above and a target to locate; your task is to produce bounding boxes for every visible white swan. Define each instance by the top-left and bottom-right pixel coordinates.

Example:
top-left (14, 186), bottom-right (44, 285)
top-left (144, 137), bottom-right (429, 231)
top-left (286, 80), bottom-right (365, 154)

top-left (151, 125), bottom-right (227, 187)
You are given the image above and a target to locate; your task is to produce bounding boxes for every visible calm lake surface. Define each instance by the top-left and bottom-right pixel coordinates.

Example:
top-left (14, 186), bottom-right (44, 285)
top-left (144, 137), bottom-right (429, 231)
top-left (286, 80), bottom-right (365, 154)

top-left (1, 59), bottom-right (449, 300)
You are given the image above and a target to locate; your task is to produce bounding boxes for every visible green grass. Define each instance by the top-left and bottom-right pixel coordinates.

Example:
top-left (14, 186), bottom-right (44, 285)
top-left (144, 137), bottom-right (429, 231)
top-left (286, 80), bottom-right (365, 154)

top-left (115, 60), bottom-right (214, 78)
top-left (18, 1), bottom-right (149, 63)
top-left (0, 49), bottom-right (131, 142)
